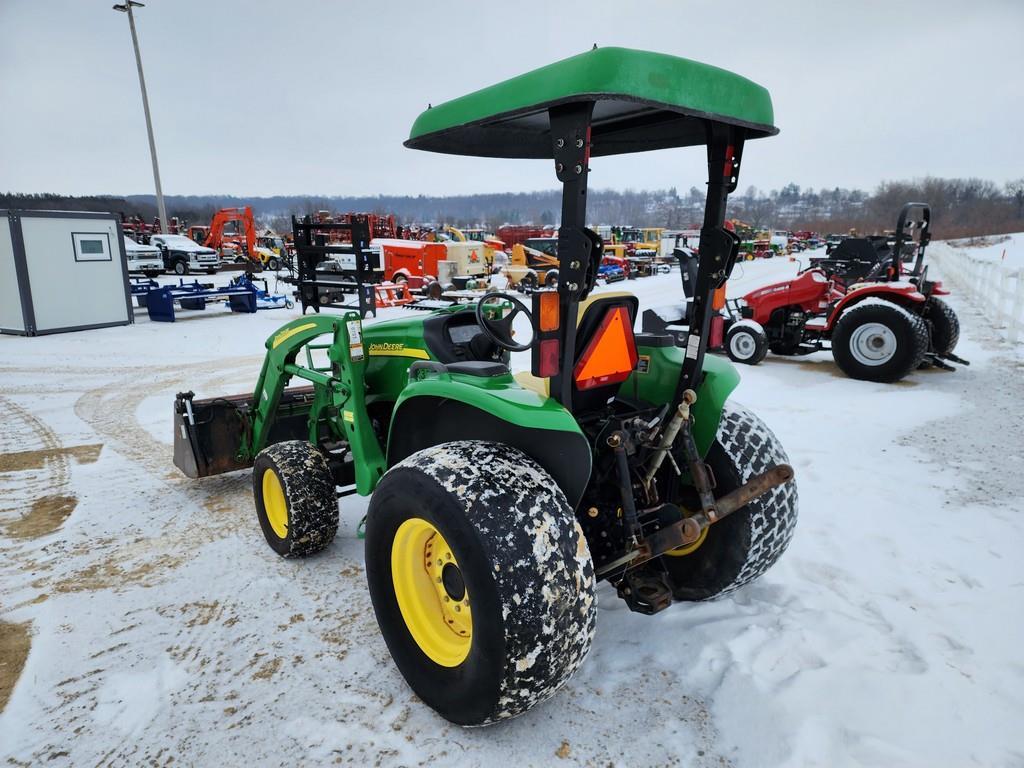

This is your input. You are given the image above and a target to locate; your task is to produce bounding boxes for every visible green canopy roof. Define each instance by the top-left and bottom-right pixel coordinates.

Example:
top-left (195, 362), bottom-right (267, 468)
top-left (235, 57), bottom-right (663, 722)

top-left (406, 47), bottom-right (777, 159)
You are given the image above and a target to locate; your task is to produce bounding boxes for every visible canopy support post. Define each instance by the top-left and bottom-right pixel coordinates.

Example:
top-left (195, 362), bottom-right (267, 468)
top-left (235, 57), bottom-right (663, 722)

top-left (546, 101), bottom-right (595, 412)
top-left (675, 124), bottom-right (745, 403)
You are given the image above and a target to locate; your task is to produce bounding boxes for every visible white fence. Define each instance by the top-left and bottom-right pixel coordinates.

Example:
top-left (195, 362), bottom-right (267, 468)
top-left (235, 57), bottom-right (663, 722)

top-left (930, 246), bottom-right (1024, 345)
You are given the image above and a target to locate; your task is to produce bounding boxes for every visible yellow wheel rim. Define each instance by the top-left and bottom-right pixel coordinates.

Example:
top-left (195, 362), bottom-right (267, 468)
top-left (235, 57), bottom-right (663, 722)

top-left (391, 518), bottom-right (472, 667)
top-left (664, 521), bottom-right (708, 557)
top-left (262, 468), bottom-right (289, 540)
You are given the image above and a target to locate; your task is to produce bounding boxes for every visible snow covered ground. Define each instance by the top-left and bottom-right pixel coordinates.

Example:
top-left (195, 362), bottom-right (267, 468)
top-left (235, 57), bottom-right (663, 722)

top-left (2, 254), bottom-right (1023, 767)
top-left (939, 233), bottom-right (1023, 267)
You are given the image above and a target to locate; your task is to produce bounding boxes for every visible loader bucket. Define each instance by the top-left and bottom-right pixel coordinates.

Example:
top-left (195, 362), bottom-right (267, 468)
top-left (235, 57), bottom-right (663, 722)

top-left (173, 388), bottom-right (316, 478)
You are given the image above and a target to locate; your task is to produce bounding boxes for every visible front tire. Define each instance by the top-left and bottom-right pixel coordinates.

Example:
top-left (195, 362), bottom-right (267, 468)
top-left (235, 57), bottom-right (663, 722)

top-left (173, 260), bottom-right (188, 276)
top-left (661, 401), bottom-right (798, 600)
top-left (365, 441), bottom-right (596, 725)
top-left (725, 322), bottom-right (768, 365)
top-left (831, 299), bottom-right (928, 382)
top-left (253, 441), bottom-right (338, 557)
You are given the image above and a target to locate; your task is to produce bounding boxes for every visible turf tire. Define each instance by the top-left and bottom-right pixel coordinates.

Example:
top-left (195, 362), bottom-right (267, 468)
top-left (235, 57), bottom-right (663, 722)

top-left (253, 440), bottom-right (338, 557)
top-left (365, 440), bottom-right (596, 725)
top-left (923, 296), bottom-right (959, 356)
top-left (662, 401), bottom-right (798, 601)
top-left (831, 300), bottom-right (928, 382)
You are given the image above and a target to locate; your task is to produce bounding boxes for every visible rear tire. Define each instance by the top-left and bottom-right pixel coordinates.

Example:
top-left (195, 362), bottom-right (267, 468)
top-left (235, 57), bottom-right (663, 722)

top-left (725, 322), bottom-right (768, 365)
top-left (253, 441), bottom-right (338, 558)
top-left (365, 440), bottom-right (596, 725)
top-left (923, 296), bottom-right (959, 355)
top-left (661, 401), bottom-right (798, 600)
top-left (831, 300), bottom-right (928, 382)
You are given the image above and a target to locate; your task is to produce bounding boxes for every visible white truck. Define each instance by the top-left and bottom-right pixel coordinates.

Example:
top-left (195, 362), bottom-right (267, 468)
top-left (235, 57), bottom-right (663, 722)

top-left (123, 236), bottom-right (164, 277)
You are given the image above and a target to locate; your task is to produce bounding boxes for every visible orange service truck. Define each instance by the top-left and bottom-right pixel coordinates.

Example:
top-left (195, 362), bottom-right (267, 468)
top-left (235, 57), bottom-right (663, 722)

top-left (374, 239), bottom-right (489, 288)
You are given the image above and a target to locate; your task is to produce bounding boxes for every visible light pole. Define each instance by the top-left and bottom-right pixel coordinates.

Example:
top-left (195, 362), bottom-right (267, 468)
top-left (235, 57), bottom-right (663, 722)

top-left (113, 1), bottom-right (169, 235)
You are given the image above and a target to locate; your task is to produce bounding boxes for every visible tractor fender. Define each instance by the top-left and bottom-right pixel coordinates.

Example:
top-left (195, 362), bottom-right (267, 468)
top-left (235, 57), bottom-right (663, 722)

top-left (825, 282), bottom-right (926, 331)
top-left (386, 372), bottom-right (592, 510)
top-left (391, 268), bottom-right (412, 282)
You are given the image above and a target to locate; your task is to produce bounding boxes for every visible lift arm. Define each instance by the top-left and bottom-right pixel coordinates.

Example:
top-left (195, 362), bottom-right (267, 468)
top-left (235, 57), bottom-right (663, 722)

top-left (245, 313), bottom-right (386, 495)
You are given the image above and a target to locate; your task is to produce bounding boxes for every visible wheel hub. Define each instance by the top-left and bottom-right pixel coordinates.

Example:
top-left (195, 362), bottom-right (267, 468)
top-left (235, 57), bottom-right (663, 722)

top-left (391, 518), bottom-right (472, 667)
top-left (849, 322), bottom-right (897, 366)
top-left (730, 331), bottom-right (757, 359)
top-left (261, 468), bottom-right (288, 539)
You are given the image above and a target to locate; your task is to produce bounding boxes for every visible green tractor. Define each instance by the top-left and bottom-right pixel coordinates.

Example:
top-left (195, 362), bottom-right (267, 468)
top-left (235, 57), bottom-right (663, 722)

top-left (173, 47), bottom-right (798, 725)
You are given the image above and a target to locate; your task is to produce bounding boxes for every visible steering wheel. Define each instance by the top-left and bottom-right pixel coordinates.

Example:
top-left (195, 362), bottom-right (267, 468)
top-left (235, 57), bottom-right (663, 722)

top-left (474, 291), bottom-right (535, 352)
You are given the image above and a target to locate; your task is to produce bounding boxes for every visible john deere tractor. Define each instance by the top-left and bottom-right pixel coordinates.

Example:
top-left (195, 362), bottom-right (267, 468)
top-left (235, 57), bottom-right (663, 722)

top-left (173, 47), bottom-right (798, 725)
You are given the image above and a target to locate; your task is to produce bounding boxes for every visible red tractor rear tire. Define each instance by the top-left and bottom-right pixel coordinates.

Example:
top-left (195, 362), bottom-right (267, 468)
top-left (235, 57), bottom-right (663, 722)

top-left (831, 300), bottom-right (928, 382)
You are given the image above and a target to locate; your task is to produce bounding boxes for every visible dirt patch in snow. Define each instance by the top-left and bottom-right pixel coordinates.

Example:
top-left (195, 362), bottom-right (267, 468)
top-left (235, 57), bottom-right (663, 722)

top-left (0, 621), bottom-right (31, 713)
top-left (0, 444), bottom-right (102, 473)
top-left (4, 494), bottom-right (78, 538)
top-left (41, 553), bottom-right (185, 595)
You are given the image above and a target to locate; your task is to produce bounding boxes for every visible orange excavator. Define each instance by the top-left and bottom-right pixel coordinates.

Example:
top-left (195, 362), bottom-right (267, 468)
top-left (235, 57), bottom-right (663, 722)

top-left (203, 207), bottom-right (282, 270)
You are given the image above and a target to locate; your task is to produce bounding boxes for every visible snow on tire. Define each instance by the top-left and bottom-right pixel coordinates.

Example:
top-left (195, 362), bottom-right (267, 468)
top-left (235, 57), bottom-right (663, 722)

top-left (365, 440), bottom-right (596, 726)
top-left (662, 401), bottom-right (798, 601)
top-left (253, 440), bottom-right (339, 558)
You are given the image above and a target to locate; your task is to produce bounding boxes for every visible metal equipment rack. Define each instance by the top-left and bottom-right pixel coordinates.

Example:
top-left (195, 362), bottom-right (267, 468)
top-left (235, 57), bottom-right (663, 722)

top-left (290, 216), bottom-right (379, 318)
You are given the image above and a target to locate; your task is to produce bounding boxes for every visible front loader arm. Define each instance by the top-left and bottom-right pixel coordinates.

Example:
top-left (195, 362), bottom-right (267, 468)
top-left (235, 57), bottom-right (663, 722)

top-left (246, 314), bottom-right (386, 494)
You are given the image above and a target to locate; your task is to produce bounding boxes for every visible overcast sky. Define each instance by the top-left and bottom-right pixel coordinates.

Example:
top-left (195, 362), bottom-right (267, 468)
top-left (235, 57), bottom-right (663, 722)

top-left (2, 0), bottom-right (1021, 198)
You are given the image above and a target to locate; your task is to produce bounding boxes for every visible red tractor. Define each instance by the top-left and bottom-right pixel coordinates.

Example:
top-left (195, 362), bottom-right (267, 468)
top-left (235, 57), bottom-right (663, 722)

top-left (723, 203), bottom-right (967, 382)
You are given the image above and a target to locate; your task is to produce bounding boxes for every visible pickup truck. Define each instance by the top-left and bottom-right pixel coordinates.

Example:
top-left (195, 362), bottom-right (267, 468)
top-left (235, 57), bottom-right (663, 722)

top-left (150, 234), bottom-right (220, 275)
top-left (123, 236), bottom-right (164, 277)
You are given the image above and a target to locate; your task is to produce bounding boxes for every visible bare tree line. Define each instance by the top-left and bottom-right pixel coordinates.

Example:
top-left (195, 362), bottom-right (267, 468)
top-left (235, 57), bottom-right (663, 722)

top-left (4, 177), bottom-right (1022, 239)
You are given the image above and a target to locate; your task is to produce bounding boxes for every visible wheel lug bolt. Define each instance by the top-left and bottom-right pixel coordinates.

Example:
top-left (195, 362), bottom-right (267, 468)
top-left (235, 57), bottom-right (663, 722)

top-left (454, 605), bottom-right (461, 612)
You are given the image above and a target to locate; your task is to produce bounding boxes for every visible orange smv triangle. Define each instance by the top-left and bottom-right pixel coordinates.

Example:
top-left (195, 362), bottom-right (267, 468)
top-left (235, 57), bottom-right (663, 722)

top-left (573, 306), bottom-right (638, 390)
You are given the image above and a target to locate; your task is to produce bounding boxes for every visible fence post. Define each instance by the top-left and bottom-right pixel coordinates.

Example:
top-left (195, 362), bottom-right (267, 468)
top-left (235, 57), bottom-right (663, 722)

top-left (1009, 269), bottom-right (1023, 344)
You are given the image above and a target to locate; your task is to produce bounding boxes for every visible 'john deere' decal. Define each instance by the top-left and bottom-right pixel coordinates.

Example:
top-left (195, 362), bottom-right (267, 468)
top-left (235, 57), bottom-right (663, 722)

top-left (367, 343), bottom-right (429, 359)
